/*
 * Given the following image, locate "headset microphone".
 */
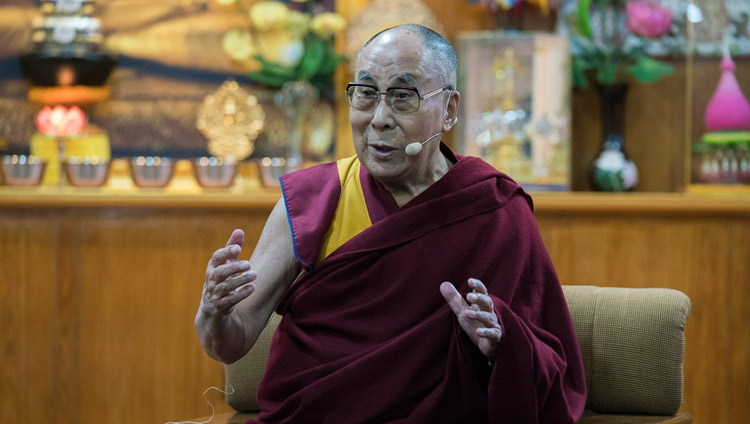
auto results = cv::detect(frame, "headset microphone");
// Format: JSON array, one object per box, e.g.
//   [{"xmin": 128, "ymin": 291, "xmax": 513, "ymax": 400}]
[{"xmin": 404, "ymin": 132, "xmax": 443, "ymax": 156}]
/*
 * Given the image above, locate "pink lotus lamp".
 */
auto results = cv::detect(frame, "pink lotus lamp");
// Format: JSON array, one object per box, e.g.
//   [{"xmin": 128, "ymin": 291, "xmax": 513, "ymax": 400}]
[
  {"xmin": 704, "ymin": 49, "xmax": 750, "ymax": 132},
  {"xmin": 34, "ymin": 105, "xmax": 88, "ymax": 185},
  {"xmin": 35, "ymin": 105, "xmax": 88, "ymax": 136}
]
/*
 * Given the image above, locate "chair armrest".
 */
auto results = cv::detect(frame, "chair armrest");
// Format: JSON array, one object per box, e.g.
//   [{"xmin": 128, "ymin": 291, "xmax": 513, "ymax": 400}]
[{"xmin": 562, "ymin": 285, "xmax": 691, "ymax": 415}]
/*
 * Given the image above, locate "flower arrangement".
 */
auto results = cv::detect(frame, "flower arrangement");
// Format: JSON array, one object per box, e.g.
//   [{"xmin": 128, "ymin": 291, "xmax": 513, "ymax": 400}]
[
  {"xmin": 218, "ymin": 0, "xmax": 346, "ymax": 91},
  {"xmin": 564, "ymin": 0, "xmax": 676, "ymax": 88}
]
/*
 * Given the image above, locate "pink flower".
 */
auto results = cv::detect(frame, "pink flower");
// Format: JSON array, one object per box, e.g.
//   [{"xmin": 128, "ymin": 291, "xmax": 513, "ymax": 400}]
[
  {"xmin": 34, "ymin": 105, "xmax": 88, "ymax": 136},
  {"xmin": 476, "ymin": 0, "xmax": 499, "ymax": 13},
  {"xmin": 626, "ymin": 0, "xmax": 672, "ymax": 39}
]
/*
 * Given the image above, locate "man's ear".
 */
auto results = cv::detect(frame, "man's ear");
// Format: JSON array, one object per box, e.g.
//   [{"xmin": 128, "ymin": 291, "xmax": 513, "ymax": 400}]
[{"xmin": 442, "ymin": 90, "xmax": 460, "ymax": 132}]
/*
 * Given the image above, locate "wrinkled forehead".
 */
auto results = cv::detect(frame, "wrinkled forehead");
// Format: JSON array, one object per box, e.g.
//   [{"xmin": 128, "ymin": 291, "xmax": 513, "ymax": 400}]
[{"xmin": 354, "ymin": 30, "xmax": 435, "ymax": 87}]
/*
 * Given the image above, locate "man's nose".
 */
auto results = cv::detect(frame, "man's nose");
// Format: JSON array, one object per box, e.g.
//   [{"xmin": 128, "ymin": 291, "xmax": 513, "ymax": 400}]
[{"xmin": 370, "ymin": 95, "xmax": 394, "ymax": 128}]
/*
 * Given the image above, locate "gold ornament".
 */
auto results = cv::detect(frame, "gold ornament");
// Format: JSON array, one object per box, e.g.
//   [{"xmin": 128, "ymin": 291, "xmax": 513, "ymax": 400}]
[{"xmin": 196, "ymin": 80, "xmax": 264, "ymax": 160}]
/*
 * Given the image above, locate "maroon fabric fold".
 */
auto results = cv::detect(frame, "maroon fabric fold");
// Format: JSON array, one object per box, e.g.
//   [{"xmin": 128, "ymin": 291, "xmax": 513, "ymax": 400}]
[
  {"xmin": 257, "ymin": 153, "xmax": 586, "ymax": 424},
  {"xmin": 279, "ymin": 161, "xmax": 341, "ymax": 270}
]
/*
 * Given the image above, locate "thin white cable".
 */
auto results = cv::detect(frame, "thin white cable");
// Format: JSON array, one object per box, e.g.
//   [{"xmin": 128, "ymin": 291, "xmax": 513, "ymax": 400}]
[{"xmin": 165, "ymin": 363, "xmax": 237, "ymax": 424}]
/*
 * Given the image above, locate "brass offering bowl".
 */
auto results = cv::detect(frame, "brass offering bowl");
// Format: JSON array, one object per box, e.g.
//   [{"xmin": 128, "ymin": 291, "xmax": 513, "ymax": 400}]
[
  {"xmin": 63, "ymin": 156, "xmax": 110, "ymax": 187},
  {"xmin": 129, "ymin": 156, "xmax": 175, "ymax": 188},
  {"xmin": 193, "ymin": 156, "xmax": 237, "ymax": 189},
  {"xmin": 256, "ymin": 157, "xmax": 299, "ymax": 188},
  {"xmin": 1, "ymin": 155, "xmax": 47, "ymax": 186}
]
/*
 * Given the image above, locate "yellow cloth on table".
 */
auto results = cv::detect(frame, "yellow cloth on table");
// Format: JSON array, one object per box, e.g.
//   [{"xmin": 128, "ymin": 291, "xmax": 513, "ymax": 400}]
[{"xmin": 30, "ymin": 132, "xmax": 111, "ymax": 185}]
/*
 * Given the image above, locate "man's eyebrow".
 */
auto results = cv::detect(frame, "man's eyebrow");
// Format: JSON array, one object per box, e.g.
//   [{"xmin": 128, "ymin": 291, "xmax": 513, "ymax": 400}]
[
  {"xmin": 356, "ymin": 72, "xmax": 375, "ymax": 83},
  {"xmin": 355, "ymin": 72, "xmax": 416, "ymax": 86},
  {"xmin": 391, "ymin": 74, "xmax": 415, "ymax": 86}
]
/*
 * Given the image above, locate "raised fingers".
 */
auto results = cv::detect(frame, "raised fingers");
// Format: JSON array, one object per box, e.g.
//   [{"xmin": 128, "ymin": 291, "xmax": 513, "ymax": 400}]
[
  {"xmin": 466, "ymin": 291, "xmax": 494, "ymax": 312},
  {"xmin": 209, "ymin": 244, "xmax": 241, "ymax": 269},
  {"xmin": 205, "ymin": 280, "xmax": 256, "ymax": 315},
  {"xmin": 440, "ymin": 282, "xmax": 469, "ymax": 316},
  {"xmin": 477, "ymin": 326, "xmax": 503, "ymax": 341},
  {"xmin": 200, "ymin": 230, "xmax": 255, "ymax": 318},
  {"xmin": 206, "ymin": 261, "xmax": 250, "ymax": 283},
  {"xmin": 205, "ymin": 266, "xmax": 256, "ymax": 301},
  {"xmin": 468, "ymin": 278, "xmax": 488, "ymax": 294},
  {"xmin": 466, "ymin": 309, "xmax": 498, "ymax": 327},
  {"xmin": 225, "ymin": 229, "xmax": 245, "ymax": 248},
  {"xmin": 207, "ymin": 230, "xmax": 246, "ymax": 269},
  {"xmin": 441, "ymin": 278, "xmax": 503, "ymax": 358}
]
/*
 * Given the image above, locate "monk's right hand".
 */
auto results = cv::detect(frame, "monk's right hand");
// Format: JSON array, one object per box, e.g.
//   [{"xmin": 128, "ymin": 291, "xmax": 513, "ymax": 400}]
[{"xmin": 200, "ymin": 229, "xmax": 258, "ymax": 317}]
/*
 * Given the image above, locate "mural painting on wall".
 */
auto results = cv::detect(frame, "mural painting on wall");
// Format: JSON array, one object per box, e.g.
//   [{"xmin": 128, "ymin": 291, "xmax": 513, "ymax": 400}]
[{"xmin": 0, "ymin": 0, "xmax": 337, "ymax": 159}]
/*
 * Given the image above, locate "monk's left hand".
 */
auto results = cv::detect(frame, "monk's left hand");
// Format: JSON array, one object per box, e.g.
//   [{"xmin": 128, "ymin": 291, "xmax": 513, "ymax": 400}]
[{"xmin": 440, "ymin": 278, "xmax": 503, "ymax": 360}]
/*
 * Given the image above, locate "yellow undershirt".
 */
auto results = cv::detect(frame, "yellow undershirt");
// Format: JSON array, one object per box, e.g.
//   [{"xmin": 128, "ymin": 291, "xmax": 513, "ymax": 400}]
[{"xmin": 316, "ymin": 156, "xmax": 373, "ymax": 263}]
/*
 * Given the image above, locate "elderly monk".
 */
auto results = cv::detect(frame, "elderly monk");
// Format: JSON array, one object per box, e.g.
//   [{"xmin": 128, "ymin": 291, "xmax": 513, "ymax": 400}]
[{"xmin": 196, "ymin": 24, "xmax": 586, "ymax": 423}]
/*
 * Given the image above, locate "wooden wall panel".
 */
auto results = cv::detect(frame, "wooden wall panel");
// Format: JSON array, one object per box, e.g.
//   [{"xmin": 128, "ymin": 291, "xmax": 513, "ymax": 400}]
[
  {"xmin": 727, "ymin": 222, "xmax": 750, "ymax": 424},
  {"xmin": 73, "ymin": 209, "xmax": 271, "ymax": 424},
  {"xmin": 56, "ymin": 216, "xmax": 81, "ymax": 424},
  {"xmin": 0, "ymin": 213, "xmax": 59, "ymax": 424},
  {"xmin": 0, "ymin": 206, "xmax": 275, "ymax": 424}
]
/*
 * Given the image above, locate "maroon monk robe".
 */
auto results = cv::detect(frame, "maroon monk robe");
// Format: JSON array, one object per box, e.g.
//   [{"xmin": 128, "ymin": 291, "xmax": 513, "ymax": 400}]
[{"xmin": 249, "ymin": 147, "xmax": 586, "ymax": 424}]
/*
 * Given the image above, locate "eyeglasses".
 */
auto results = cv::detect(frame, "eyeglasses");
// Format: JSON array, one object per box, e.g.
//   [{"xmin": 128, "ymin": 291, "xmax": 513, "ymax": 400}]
[{"xmin": 346, "ymin": 83, "xmax": 451, "ymax": 114}]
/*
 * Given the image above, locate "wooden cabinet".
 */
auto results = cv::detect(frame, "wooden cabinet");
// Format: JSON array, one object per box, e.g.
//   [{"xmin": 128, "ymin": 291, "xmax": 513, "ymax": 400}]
[{"xmin": 1, "ymin": 188, "xmax": 749, "ymax": 424}]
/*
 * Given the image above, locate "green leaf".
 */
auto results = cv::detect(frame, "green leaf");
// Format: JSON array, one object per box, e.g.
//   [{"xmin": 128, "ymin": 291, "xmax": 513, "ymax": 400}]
[
  {"xmin": 572, "ymin": 56, "xmax": 597, "ymax": 88},
  {"xmin": 317, "ymin": 53, "xmax": 344, "ymax": 77},
  {"xmin": 253, "ymin": 54, "xmax": 296, "ymax": 79},
  {"xmin": 247, "ymin": 70, "xmax": 289, "ymax": 88},
  {"xmin": 627, "ymin": 57, "xmax": 674, "ymax": 84},
  {"xmin": 577, "ymin": 0, "xmax": 594, "ymax": 39},
  {"xmin": 296, "ymin": 39, "xmax": 326, "ymax": 80},
  {"xmin": 316, "ymin": 41, "xmax": 346, "ymax": 77}
]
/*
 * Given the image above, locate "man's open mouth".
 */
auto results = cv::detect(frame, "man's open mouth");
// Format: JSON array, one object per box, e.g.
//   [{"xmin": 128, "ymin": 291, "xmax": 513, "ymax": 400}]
[{"xmin": 370, "ymin": 144, "xmax": 398, "ymax": 153}]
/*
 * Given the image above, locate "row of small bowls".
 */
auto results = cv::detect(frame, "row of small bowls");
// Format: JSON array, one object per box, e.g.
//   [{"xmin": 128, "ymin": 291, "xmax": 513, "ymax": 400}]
[{"xmin": 0, "ymin": 155, "xmax": 240, "ymax": 188}]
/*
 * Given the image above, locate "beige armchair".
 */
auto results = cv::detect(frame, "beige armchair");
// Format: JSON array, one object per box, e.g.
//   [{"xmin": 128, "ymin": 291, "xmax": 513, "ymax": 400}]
[{"xmin": 191, "ymin": 285, "xmax": 692, "ymax": 424}]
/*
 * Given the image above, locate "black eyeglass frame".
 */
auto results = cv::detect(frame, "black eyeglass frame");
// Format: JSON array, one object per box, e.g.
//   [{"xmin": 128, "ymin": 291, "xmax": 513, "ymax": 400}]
[{"xmin": 345, "ymin": 83, "xmax": 452, "ymax": 114}]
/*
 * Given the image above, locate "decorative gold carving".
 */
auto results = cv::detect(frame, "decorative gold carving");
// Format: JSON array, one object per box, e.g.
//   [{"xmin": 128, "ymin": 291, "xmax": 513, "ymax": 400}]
[{"xmin": 196, "ymin": 80, "xmax": 264, "ymax": 160}]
